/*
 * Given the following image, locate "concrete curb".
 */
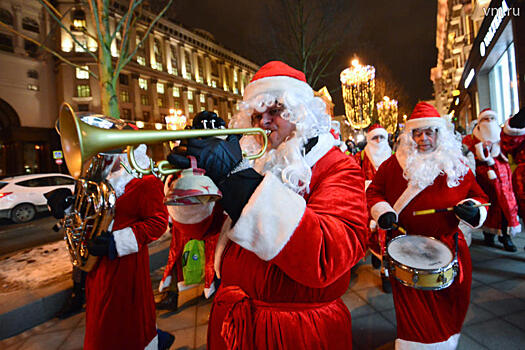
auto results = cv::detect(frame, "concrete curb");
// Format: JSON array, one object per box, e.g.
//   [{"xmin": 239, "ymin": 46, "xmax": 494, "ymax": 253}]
[{"xmin": 0, "ymin": 240, "xmax": 169, "ymax": 340}]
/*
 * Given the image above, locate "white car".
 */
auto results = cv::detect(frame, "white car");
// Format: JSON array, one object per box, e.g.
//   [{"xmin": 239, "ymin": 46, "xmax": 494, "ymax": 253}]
[{"xmin": 0, "ymin": 173, "xmax": 75, "ymax": 223}]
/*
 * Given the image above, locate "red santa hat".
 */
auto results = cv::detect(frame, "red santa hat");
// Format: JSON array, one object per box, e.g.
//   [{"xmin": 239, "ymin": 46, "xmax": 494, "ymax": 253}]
[
  {"xmin": 243, "ymin": 61, "xmax": 314, "ymax": 102},
  {"xmin": 478, "ymin": 108, "xmax": 497, "ymax": 121},
  {"xmin": 366, "ymin": 124, "xmax": 388, "ymax": 142},
  {"xmin": 405, "ymin": 102, "xmax": 445, "ymax": 131}
]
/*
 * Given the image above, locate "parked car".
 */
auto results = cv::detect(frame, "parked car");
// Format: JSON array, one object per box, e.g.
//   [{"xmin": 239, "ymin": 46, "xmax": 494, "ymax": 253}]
[{"xmin": 0, "ymin": 173, "xmax": 75, "ymax": 223}]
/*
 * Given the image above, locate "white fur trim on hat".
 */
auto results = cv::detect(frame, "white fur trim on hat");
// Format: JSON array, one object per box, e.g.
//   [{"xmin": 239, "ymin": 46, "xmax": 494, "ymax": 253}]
[
  {"xmin": 367, "ymin": 127, "xmax": 388, "ymax": 141},
  {"xmin": 478, "ymin": 109, "xmax": 497, "ymax": 121},
  {"xmin": 503, "ymin": 119, "xmax": 525, "ymax": 136},
  {"xmin": 244, "ymin": 76, "xmax": 314, "ymax": 102},
  {"xmin": 406, "ymin": 117, "xmax": 446, "ymax": 131},
  {"xmin": 227, "ymin": 172, "xmax": 306, "ymax": 261}
]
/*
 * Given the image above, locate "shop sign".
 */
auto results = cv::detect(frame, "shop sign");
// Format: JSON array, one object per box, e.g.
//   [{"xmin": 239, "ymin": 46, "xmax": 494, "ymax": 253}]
[{"xmin": 480, "ymin": 0, "xmax": 510, "ymax": 57}]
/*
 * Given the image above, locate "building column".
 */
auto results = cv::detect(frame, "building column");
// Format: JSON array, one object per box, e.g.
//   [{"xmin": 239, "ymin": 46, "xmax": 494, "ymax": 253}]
[
  {"xmin": 195, "ymin": 90, "xmax": 202, "ymax": 112},
  {"xmin": 181, "ymin": 86, "xmax": 189, "ymax": 116},
  {"xmin": 130, "ymin": 74, "xmax": 143, "ymax": 121},
  {"xmin": 167, "ymin": 83, "xmax": 175, "ymax": 110},
  {"xmin": 219, "ymin": 97, "xmax": 228, "ymax": 120},
  {"xmin": 11, "ymin": 4, "xmax": 24, "ymax": 54},
  {"xmin": 180, "ymin": 46, "xmax": 188, "ymax": 79},
  {"xmin": 204, "ymin": 54, "xmax": 211, "ymax": 85},
  {"xmin": 150, "ymin": 78, "xmax": 159, "ymax": 122}
]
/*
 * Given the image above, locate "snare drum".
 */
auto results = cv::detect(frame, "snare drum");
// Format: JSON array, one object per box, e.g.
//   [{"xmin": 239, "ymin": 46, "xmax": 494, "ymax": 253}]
[{"xmin": 386, "ymin": 235, "xmax": 458, "ymax": 291}]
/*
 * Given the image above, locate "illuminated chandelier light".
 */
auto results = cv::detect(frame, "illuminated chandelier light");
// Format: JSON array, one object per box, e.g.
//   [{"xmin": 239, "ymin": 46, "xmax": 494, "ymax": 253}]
[
  {"xmin": 340, "ymin": 60, "xmax": 376, "ymax": 129},
  {"xmin": 376, "ymin": 96, "xmax": 398, "ymax": 134},
  {"xmin": 166, "ymin": 109, "xmax": 187, "ymax": 130}
]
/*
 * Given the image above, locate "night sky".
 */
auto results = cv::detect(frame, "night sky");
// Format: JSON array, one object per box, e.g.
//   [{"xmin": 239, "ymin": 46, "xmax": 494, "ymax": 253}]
[{"xmin": 161, "ymin": 0, "xmax": 437, "ymax": 116}]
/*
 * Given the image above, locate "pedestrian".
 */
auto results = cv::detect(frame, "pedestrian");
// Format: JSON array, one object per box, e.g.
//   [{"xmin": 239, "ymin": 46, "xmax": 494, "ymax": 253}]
[
  {"xmin": 367, "ymin": 102, "xmax": 488, "ymax": 348},
  {"xmin": 462, "ymin": 109, "xmax": 521, "ymax": 251},
  {"xmin": 166, "ymin": 61, "xmax": 369, "ymax": 349},
  {"xmin": 354, "ymin": 124, "xmax": 393, "ymax": 293},
  {"xmin": 500, "ymin": 107, "xmax": 525, "ymax": 244}
]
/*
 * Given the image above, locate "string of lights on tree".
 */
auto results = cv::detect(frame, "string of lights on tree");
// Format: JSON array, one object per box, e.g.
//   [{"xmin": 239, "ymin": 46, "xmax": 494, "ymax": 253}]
[
  {"xmin": 376, "ymin": 96, "xmax": 399, "ymax": 134},
  {"xmin": 340, "ymin": 59, "xmax": 375, "ymax": 130}
]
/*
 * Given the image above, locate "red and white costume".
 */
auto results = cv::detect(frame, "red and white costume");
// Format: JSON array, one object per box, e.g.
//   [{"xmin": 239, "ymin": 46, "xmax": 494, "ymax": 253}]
[
  {"xmin": 84, "ymin": 146, "xmax": 169, "ymax": 350},
  {"xmin": 170, "ymin": 62, "xmax": 369, "ymax": 349},
  {"xmin": 462, "ymin": 109, "xmax": 521, "ymax": 236},
  {"xmin": 500, "ymin": 117, "xmax": 525, "ymax": 221},
  {"xmin": 159, "ymin": 175, "xmax": 219, "ymax": 298},
  {"xmin": 367, "ymin": 103, "xmax": 488, "ymax": 349}
]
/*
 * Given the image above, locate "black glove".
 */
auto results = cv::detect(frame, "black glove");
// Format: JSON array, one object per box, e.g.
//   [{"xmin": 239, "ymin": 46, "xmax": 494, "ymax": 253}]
[
  {"xmin": 167, "ymin": 134, "xmax": 243, "ymax": 184},
  {"xmin": 378, "ymin": 212, "xmax": 397, "ymax": 230},
  {"xmin": 44, "ymin": 188, "xmax": 74, "ymax": 219},
  {"xmin": 219, "ymin": 168, "xmax": 263, "ymax": 224},
  {"xmin": 509, "ymin": 108, "xmax": 525, "ymax": 129},
  {"xmin": 87, "ymin": 231, "xmax": 118, "ymax": 259},
  {"xmin": 192, "ymin": 110, "xmax": 226, "ymax": 130},
  {"xmin": 453, "ymin": 200, "xmax": 480, "ymax": 226}
]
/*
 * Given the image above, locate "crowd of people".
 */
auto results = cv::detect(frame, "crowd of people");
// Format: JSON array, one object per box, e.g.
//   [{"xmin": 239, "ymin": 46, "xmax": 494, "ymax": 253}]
[{"xmin": 46, "ymin": 60, "xmax": 523, "ymax": 349}]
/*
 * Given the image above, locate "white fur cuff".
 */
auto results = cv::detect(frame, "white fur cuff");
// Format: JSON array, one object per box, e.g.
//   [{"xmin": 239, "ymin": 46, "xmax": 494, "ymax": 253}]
[
  {"xmin": 455, "ymin": 198, "xmax": 487, "ymax": 229},
  {"xmin": 228, "ymin": 172, "xmax": 306, "ymax": 261},
  {"xmin": 113, "ymin": 227, "xmax": 139, "ymax": 257},
  {"xmin": 395, "ymin": 333, "xmax": 459, "ymax": 350},
  {"xmin": 503, "ymin": 119, "xmax": 525, "ymax": 136},
  {"xmin": 167, "ymin": 203, "xmax": 215, "ymax": 224},
  {"xmin": 159, "ymin": 275, "xmax": 172, "ymax": 293},
  {"xmin": 370, "ymin": 201, "xmax": 397, "ymax": 222},
  {"xmin": 487, "ymin": 170, "xmax": 497, "ymax": 180}
]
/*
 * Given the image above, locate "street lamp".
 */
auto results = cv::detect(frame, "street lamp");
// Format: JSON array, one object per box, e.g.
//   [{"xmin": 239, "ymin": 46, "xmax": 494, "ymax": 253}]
[
  {"xmin": 340, "ymin": 58, "xmax": 375, "ymax": 129},
  {"xmin": 376, "ymin": 96, "xmax": 398, "ymax": 134}
]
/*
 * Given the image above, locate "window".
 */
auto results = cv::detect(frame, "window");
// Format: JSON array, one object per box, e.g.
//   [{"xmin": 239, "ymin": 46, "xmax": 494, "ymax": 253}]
[
  {"xmin": 234, "ymin": 70, "xmax": 238, "ymax": 82},
  {"xmin": 0, "ymin": 9, "xmax": 13, "ymax": 26},
  {"xmin": 170, "ymin": 46, "xmax": 178, "ymax": 75},
  {"xmin": 153, "ymin": 38, "xmax": 163, "ymax": 71},
  {"xmin": 200, "ymin": 106, "xmax": 205, "ymax": 112},
  {"xmin": 211, "ymin": 80, "xmax": 217, "ymax": 88},
  {"xmin": 224, "ymin": 68, "xmax": 230, "ymax": 91},
  {"xmin": 77, "ymin": 84, "xmax": 91, "ymax": 97},
  {"xmin": 78, "ymin": 104, "xmax": 89, "ymax": 111},
  {"xmin": 197, "ymin": 56, "xmax": 204, "ymax": 83},
  {"xmin": 119, "ymin": 74, "xmax": 129, "ymax": 85},
  {"xmin": 122, "ymin": 108, "xmax": 131, "ymax": 119},
  {"xmin": 24, "ymin": 40, "xmax": 38, "ymax": 57},
  {"xmin": 157, "ymin": 83, "xmax": 165, "ymax": 94},
  {"xmin": 141, "ymin": 94, "xmax": 149, "ymax": 105},
  {"xmin": 53, "ymin": 176, "xmax": 75, "ymax": 185},
  {"xmin": 137, "ymin": 56, "xmax": 146, "ymax": 66},
  {"xmin": 139, "ymin": 78, "xmax": 148, "ymax": 90},
  {"xmin": 76, "ymin": 66, "xmax": 89, "ymax": 79},
  {"xmin": 120, "ymin": 90, "xmax": 130, "ymax": 103},
  {"xmin": 27, "ymin": 70, "xmax": 38, "ymax": 79},
  {"xmin": 188, "ymin": 104, "xmax": 194, "ymax": 113},
  {"xmin": 143, "ymin": 111, "xmax": 150, "ymax": 120},
  {"xmin": 187, "ymin": 91, "xmax": 193, "ymax": 100},
  {"xmin": 22, "ymin": 17, "xmax": 39, "ymax": 33},
  {"xmin": 174, "ymin": 101, "xmax": 181, "ymax": 109},
  {"xmin": 211, "ymin": 60, "xmax": 219, "ymax": 76},
  {"xmin": 27, "ymin": 84, "xmax": 39, "ymax": 91},
  {"xmin": 0, "ymin": 33, "xmax": 13, "ymax": 53},
  {"xmin": 184, "ymin": 51, "xmax": 192, "ymax": 79},
  {"xmin": 75, "ymin": 37, "xmax": 87, "ymax": 52},
  {"xmin": 136, "ymin": 31, "xmax": 146, "ymax": 65},
  {"xmin": 157, "ymin": 97, "xmax": 164, "ymax": 108},
  {"xmin": 173, "ymin": 87, "xmax": 180, "ymax": 97},
  {"xmin": 17, "ymin": 177, "xmax": 53, "ymax": 187},
  {"xmin": 200, "ymin": 94, "xmax": 205, "ymax": 103}
]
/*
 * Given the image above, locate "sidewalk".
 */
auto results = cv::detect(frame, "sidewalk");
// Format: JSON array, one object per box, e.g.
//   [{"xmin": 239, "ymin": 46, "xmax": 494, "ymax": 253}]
[{"xmin": 1, "ymin": 230, "xmax": 525, "ymax": 349}]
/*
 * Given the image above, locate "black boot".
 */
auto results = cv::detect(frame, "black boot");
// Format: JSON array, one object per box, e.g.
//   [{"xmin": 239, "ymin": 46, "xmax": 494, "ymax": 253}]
[
  {"xmin": 498, "ymin": 234, "xmax": 517, "ymax": 252},
  {"xmin": 483, "ymin": 232, "xmax": 496, "ymax": 247},
  {"xmin": 371, "ymin": 255, "xmax": 381, "ymax": 269},
  {"xmin": 156, "ymin": 291, "xmax": 179, "ymax": 311},
  {"xmin": 56, "ymin": 289, "xmax": 84, "ymax": 319},
  {"xmin": 157, "ymin": 329, "xmax": 175, "ymax": 350},
  {"xmin": 381, "ymin": 274, "xmax": 392, "ymax": 294}
]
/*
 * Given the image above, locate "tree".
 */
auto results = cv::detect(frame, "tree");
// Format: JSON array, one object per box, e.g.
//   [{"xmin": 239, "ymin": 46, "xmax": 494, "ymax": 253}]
[{"xmin": 0, "ymin": 0, "xmax": 172, "ymax": 119}]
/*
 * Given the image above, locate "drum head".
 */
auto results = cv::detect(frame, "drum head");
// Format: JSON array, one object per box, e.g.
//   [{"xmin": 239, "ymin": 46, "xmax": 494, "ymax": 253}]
[{"xmin": 387, "ymin": 235, "xmax": 453, "ymax": 270}]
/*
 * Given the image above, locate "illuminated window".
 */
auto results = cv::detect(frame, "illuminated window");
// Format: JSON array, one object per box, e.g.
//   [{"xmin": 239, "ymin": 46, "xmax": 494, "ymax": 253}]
[
  {"xmin": 174, "ymin": 101, "xmax": 180, "ymax": 109},
  {"xmin": 141, "ymin": 94, "xmax": 149, "ymax": 105},
  {"xmin": 76, "ymin": 84, "xmax": 91, "ymax": 97},
  {"xmin": 200, "ymin": 94, "xmax": 205, "ymax": 103},
  {"xmin": 184, "ymin": 51, "xmax": 192, "ymax": 79},
  {"xmin": 137, "ymin": 56, "xmax": 146, "ymax": 66},
  {"xmin": 76, "ymin": 66, "xmax": 89, "ymax": 79},
  {"xmin": 197, "ymin": 56, "xmax": 204, "ymax": 83},
  {"xmin": 157, "ymin": 83, "xmax": 164, "ymax": 94},
  {"xmin": 173, "ymin": 87, "xmax": 180, "ymax": 97},
  {"xmin": 139, "ymin": 78, "xmax": 148, "ymax": 90},
  {"xmin": 153, "ymin": 38, "xmax": 163, "ymax": 71},
  {"xmin": 211, "ymin": 80, "xmax": 217, "ymax": 88},
  {"xmin": 75, "ymin": 37, "xmax": 87, "ymax": 52},
  {"xmin": 187, "ymin": 91, "xmax": 193, "ymax": 100},
  {"xmin": 120, "ymin": 90, "xmax": 130, "ymax": 103},
  {"xmin": 27, "ymin": 84, "xmax": 39, "ymax": 91},
  {"xmin": 170, "ymin": 46, "xmax": 178, "ymax": 75},
  {"xmin": 200, "ymin": 106, "xmax": 205, "ymax": 112},
  {"xmin": 234, "ymin": 70, "xmax": 238, "ymax": 82},
  {"xmin": 188, "ymin": 104, "xmax": 194, "ymax": 113},
  {"xmin": 157, "ymin": 97, "xmax": 164, "ymax": 108}
]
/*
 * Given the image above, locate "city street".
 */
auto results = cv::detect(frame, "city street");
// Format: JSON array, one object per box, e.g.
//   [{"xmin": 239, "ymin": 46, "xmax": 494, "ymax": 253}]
[{"xmin": 0, "ymin": 215, "xmax": 61, "ymax": 256}]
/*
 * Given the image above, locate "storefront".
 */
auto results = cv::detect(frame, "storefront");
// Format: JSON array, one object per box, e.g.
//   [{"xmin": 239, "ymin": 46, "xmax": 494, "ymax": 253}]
[{"xmin": 452, "ymin": 0, "xmax": 524, "ymax": 130}]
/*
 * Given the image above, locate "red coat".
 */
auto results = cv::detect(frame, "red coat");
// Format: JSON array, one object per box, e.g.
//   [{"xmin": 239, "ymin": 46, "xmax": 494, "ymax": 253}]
[
  {"xmin": 501, "ymin": 120, "xmax": 525, "ymax": 220},
  {"xmin": 172, "ymin": 143, "xmax": 369, "ymax": 349},
  {"xmin": 354, "ymin": 150, "xmax": 377, "ymax": 181},
  {"xmin": 463, "ymin": 134, "xmax": 520, "ymax": 234},
  {"xmin": 84, "ymin": 176, "xmax": 169, "ymax": 350},
  {"xmin": 367, "ymin": 155, "xmax": 488, "ymax": 345}
]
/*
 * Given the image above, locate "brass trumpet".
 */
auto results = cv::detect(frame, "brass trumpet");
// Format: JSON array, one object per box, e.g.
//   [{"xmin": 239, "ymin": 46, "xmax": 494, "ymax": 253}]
[{"xmin": 58, "ymin": 103, "xmax": 268, "ymax": 179}]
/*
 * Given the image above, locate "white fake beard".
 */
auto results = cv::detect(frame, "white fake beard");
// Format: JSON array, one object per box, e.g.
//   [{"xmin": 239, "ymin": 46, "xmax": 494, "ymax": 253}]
[
  {"xmin": 365, "ymin": 140, "xmax": 391, "ymax": 169},
  {"xmin": 476, "ymin": 120, "xmax": 501, "ymax": 143},
  {"xmin": 106, "ymin": 145, "xmax": 149, "ymax": 198}
]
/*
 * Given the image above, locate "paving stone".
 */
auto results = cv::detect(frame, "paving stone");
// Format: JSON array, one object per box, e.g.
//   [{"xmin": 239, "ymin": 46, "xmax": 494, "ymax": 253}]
[
  {"xmin": 502, "ymin": 310, "xmax": 525, "ymax": 332},
  {"xmin": 457, "ymin": 333, "xmax": 488, "ymax": 350},
  {"xmin": 352, "ymin": 312, "xmax": 396, "ymax": 350},
  {"xmin": 354, "ymin": 286, "xmax": 395, "ymax": 312},
  {"xmin": 471, "ymin": 285, "xmax": 525, "ymax": 317},
  {"xmin": 463, "ymin": 319, "xmax": 525, "ymax": 350},
  {"xmin": 488, "ymin": 276, "xmax": 525, "ymax": 299},
  {"xmin": 463, "ymin": 303, "xmax": 496, "ymax": 326},
  {"xmin": 341, "ymin": 290, "xmax": 376, "ymax": 319}
]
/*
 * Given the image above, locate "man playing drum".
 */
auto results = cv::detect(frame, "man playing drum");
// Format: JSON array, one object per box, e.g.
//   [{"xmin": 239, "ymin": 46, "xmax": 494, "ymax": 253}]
[{"xmin": 367, "ymin": 102, "xmax": 489, "ymax": 349}]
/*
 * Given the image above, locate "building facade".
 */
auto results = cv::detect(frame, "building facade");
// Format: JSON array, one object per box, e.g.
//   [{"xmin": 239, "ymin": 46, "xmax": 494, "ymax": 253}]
[{"xmin": 0, "ymin": 0, "xmax": 259, "ymax": 177}]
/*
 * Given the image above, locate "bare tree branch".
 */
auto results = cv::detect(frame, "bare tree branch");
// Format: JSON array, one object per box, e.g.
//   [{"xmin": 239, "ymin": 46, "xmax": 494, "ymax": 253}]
[
  {"xmin": 0, "ymin": 21, "xmax": 98, "ymax": 80},
  {"xmin": 113, "ymin": 0, "xmax": 144, "ymax": 80}
]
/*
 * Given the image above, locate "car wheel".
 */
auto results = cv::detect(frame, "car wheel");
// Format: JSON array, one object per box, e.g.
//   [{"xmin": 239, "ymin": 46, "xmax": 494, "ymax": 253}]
[{"xmin": 11, "ymin": 203, "xmax": 37, "ymax": 223}]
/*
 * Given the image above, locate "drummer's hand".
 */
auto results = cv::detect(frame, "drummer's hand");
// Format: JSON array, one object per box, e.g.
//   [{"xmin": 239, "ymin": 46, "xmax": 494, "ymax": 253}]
[
  {"xmin": 167, "ymin": 135, "xmax": 243, "ymax": 184},
  {"xmin": 453, "ymin": 200, "xmax": 480, "ymax": 226},
  {"xmin": 378, "ymin": 212, "xmax": 397, "ymax": 230}
]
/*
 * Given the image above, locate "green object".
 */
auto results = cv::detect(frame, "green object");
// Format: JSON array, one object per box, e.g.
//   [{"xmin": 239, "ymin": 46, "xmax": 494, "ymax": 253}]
[{"xmin": 182, "ymin": 239, "xmax": 205, "ymax": 285}]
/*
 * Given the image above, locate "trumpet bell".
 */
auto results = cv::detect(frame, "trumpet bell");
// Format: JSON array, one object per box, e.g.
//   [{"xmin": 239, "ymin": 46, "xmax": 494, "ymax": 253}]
[{"xmin": 164, "ymin": 167, "xmax": 222, "ymax": 205}]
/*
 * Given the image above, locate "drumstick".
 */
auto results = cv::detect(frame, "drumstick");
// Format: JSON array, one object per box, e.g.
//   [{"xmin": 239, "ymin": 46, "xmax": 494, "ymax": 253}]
[
  {"xmin": 392, "ymin": 223, "xmax": 407, "ymax": 235},
  {"xmin": 412, "ymin": 203, "xmax": 491, "ymax": 216}
]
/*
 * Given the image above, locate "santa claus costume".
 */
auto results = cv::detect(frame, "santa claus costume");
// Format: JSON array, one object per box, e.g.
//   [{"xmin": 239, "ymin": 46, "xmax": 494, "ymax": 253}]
[
  {"xmin": 462, "ymin": 109, "xmax": 521, "ymax": 251},
  {"xmin": 367, "ymin": 102, "xmax": 488, "ymax": 349},
  {"xmin": 83, "ymin": 145, "xmax": 170, "ymax": 350},
  {"xmin": 167, "ymin": 61, "xmax": 369, "ymax": 349},
  {"xmin": 500, "ymin": 108, "xmax": 525, "ymax": 228}
]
